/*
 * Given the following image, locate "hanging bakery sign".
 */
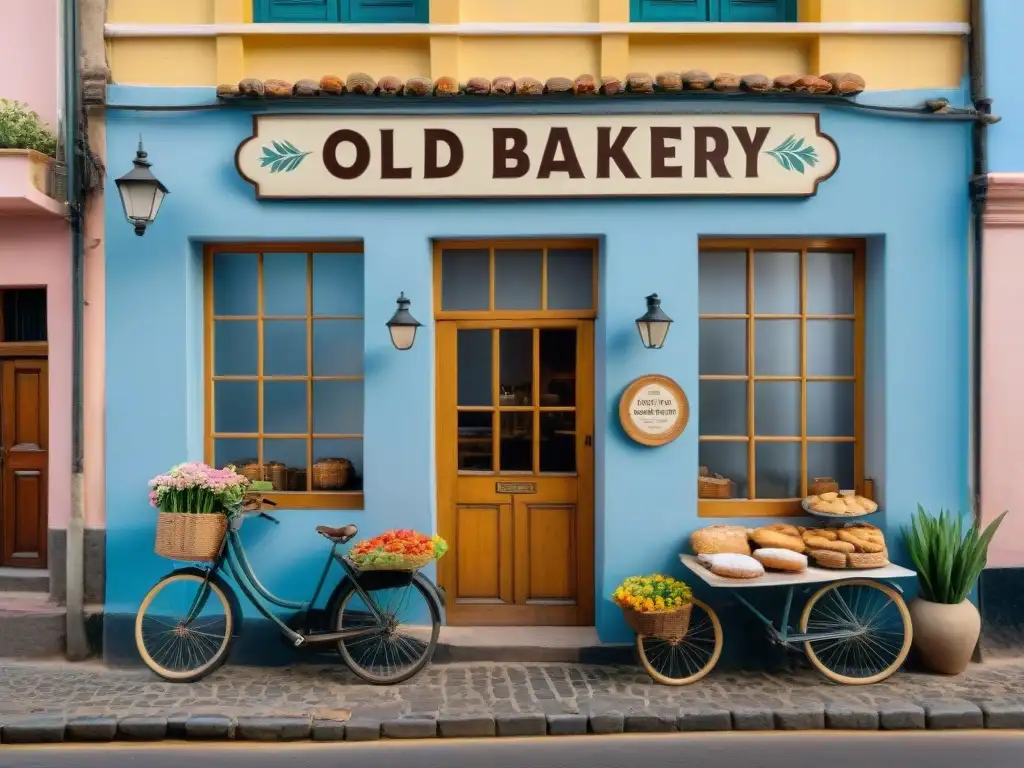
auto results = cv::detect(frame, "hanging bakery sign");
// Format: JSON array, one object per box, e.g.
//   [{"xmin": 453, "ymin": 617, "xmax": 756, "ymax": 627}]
[
  {"xmin": 619, "ymin": 375, "xmax": 689, "ymax": 447},
  {"xmin": 235, "ymin": 113, "xmax": 838, "ymax": 199}
]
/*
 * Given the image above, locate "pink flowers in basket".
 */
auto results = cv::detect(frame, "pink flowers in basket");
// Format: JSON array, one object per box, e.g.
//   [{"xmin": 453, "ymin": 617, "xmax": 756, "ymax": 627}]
[{"xmin": 148, "ymin": 462, "xmax": 250, "ymax": 515}]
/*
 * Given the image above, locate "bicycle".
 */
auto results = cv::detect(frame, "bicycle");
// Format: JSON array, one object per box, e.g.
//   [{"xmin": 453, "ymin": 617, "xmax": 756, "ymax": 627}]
[
  {"xmin": 632, "ymin": 554, "xmax": 914, "ymax": 687},
  {"xmin": 134, "ymin": 497, "xmax": 445, "ymax": 685}
]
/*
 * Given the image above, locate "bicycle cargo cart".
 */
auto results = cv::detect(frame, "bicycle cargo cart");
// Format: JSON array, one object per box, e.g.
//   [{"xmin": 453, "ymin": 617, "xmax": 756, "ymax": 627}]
[{"xmin": 630, "ymin": 554, "xmax": 915, "ymax": 687}]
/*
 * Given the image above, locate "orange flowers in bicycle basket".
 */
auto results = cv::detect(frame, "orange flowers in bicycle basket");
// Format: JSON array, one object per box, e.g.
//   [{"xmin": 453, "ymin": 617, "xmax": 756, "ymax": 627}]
[{"xmin": 349, "ymin": 529, "xmax": 449, "ymax": 571}]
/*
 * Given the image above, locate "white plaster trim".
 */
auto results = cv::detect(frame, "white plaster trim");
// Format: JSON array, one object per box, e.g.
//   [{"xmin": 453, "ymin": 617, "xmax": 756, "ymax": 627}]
[
  {"xmin": 104, "ymin": 21, "xmax": 970, "ymax": 39},
  {"xmin": 984, "ymin": 174, "xmax": 1024, "ymax": 228}
]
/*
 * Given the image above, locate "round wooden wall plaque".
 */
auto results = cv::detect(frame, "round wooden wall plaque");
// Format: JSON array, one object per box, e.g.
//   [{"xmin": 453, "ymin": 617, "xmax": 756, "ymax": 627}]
[{"xmin": 618, "ymin": 375, "xmax": 690, "ymax": 447}]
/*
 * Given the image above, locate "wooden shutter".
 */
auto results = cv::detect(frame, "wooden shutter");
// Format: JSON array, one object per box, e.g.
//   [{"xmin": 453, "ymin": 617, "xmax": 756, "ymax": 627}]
[
  {"xmin": 254, "ymin": 0, "xmax": 341, "ymax": 22},
  {"xmin": 343, "ymin": 0, "xmax": 429, "ymax": 23},
  {"xmin": 717, "ymin": 0, "xmax": 794, "ymax": 22},
  {"xmin": 631, "ymin": 0, "xmax": 709, "ymax": 22}
]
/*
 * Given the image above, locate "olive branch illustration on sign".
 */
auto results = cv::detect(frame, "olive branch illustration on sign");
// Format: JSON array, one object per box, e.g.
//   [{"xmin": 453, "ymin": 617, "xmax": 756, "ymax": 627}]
[
  {"xmin": 764, "ymin": 135, "xmax": 819, "ymax": 174},
  {"xmin": 259, "ymin": 141, "xmax": 310, "ymax": 173}
]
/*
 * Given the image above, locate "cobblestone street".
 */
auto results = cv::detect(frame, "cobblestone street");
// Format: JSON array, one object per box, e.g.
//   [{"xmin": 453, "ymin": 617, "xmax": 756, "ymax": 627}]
[{"xmin": 3, "ymin": 658, "xmax": 1024, "ymax": 722}]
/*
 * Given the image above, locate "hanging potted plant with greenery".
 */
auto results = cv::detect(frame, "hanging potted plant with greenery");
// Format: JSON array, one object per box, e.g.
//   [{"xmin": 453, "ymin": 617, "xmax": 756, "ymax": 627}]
[
  {"xmin": 904, "ymin": 505, "xmax": 1007, "ymax": 674},
  {"xmin": 0, "ymin": 99, "xmax": 57, "ymax": 157}
]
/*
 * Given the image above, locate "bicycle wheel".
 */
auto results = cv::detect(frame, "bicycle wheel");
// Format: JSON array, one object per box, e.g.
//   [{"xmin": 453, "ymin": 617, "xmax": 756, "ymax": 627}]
[
  {"xmin": 135, "ymin": 569, "xmax": 239, "ymax": 682},
  {"xmin": 332, "ymin": 577, "xmax": 441, "ymax": 685},
  {"xmin": 800, "ymin": 579, "xmax": 912, "ymax": 685},
  {"xmin": 636, "ymin": 598, "xmax": 723, "ymax": 686}
]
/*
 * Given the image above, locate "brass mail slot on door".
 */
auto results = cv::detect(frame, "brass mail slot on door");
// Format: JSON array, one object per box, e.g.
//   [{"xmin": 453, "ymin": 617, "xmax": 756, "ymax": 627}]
[{"xmin": 496, "ymin": 482, "xmax": 537, "ymax": 494}]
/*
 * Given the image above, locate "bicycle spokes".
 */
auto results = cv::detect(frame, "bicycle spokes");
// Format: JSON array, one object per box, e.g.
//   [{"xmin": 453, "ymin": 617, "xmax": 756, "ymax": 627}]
[
  {"xmin": 337, "ymin": 581, "xmax": 437, "ymax": 684},
  {"xmin": 803, "ymin": 582, "xmax": 910, "ymax": 682},
  {"xmin": 636, "ymin": 599, "xmax": 723, "ymax": 686},
  {"xmin": 136, "ymin": 574, "xmax": 233, "ymax": 681}
]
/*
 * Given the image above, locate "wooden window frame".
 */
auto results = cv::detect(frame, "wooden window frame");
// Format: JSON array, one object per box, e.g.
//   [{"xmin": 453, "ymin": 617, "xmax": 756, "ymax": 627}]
[
  {"xmin": 253, "ymin": 0, "xmax": 429, "ymax": 24},
  {"xmin": 697, "ymin": 238, "xmax": 866, "ymax": 519},
  {"xmin": 432, "ymin": 239, "xmax": 599, "ymax": 322},
  {"xmin": 204, "ymin": 242, "xmax": 365, "ymax": 510},
  {"xmin": 0, "ymin": 286, "xmax": 47, "ymax": 354},
  {"xmin": 630, "ymin": 0, "xmax": 798, "ymax": 23}
]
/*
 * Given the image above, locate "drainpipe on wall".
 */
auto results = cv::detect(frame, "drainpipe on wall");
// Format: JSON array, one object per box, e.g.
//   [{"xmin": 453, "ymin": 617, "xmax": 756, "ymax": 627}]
[
  {"xmin": 968, "ymin": 0, "xmax": 991, "ymax": 663},
  {"xmin": 63, "ymin": 0, "xmax": 88, "ymax": 661},
  {"xmin": 968, "ymin": 0, "xmax": 990, "ymax": 526}
]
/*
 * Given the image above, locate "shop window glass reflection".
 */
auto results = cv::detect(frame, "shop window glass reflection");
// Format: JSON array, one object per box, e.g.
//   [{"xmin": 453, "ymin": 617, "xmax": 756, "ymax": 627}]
[
  {"xmin": 697, "ymin": 245, "xmax": 863, "ymax": 514},
  {"xmin": 208, "ymin": 248, "xmax": 365, "ymax": 503}
]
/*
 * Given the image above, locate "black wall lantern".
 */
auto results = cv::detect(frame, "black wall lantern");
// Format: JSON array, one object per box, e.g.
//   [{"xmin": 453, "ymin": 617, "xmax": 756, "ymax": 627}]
[
  {"xmin": 636, "ymin": 293, "xmax": 673, "ymax": 349},
  {"xmin": 386, "ymin": 292, "xmax": 422, "ymax": 351},
  {"xmin": 115, "ymin": 138, "xmax": 168, "ymax": 236}
]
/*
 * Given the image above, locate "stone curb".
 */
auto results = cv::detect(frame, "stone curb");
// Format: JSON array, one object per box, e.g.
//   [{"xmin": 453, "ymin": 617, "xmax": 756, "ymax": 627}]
[{"xmin": 2, "ymin": 702, "xmax": 1023, "ymax": 743}]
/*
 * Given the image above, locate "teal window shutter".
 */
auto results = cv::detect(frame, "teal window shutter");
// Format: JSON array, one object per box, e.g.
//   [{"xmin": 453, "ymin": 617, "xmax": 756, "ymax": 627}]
[
  {"xmin": 717, "ymin": 0, "xmax": 796, "ymax": 22},
  {"xmin": 254, "ymin": 0, "xmax": 341, "ymax": 22},
  {"xmin": 631, "ymin": 0, "xmax": 710, "ymax": 22},
  {"xmin": 343, "ymin": 0, "xmax": 429, "ymax": 22}
]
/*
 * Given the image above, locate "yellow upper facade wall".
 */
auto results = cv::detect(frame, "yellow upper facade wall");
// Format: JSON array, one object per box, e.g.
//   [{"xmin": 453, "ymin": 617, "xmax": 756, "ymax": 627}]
[
  {"xmin": 107, "ymin": 0, "xmax": 969, "ymax": 25},
  {"xmin": 105, "ymin": 0, "xmax": 969, "ymax": 90}
]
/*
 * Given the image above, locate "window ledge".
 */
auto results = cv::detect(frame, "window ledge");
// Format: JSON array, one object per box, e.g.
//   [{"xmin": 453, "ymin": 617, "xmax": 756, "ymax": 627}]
[
  {"xmin": 261, "ymin": 492, "xmax": 364, "ymax": 511},
  {"xmin": 104, "ymin": 21, "xmax": 970, "ymax": 39}
]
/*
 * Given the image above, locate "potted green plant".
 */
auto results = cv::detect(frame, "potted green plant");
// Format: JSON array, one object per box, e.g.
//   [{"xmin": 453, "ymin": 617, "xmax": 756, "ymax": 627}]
[
  {"xmin": 904, "ymin": 505, "xmax": 1007, "ymax": 674},
  {"xmin": 0, "ymin": 100, "xmax": 58, "ymax": 157}
]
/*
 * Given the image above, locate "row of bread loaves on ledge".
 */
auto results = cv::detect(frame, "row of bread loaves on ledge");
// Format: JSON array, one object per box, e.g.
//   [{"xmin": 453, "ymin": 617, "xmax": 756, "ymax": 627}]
[{"xmin": 216, "ymin": 72, "xmax": 866, "ymax": 99}]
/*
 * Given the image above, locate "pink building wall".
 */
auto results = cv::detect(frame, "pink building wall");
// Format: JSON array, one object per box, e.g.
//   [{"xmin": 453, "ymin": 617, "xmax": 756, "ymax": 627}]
[
  {"xmin": 0, "ymin": 220, "xmax": 72, "ymax": 530},
  {"xmin": 980, "ymin": 173, "xmax": 1024, "ymax": 568},
  {"xmin": 0, "ymin": 0, "xmax": 74, "ymax": 534},
  {"xmin": 0, "ymin": 0, "xmax": 60, "ymax": 128}
]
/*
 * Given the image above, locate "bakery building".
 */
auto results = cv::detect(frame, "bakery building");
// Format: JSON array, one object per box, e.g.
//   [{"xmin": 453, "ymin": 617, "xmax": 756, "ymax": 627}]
[{"xmin": 98, "ymin": 64, "xmax": 973, "ymax": 665}]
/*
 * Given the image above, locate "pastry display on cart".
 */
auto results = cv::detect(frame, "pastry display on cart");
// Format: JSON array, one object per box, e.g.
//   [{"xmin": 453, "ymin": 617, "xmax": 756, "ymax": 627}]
[
  {"xmin": 622, "ymin": 512, "xmax": 914, "ymax": 687},
  {"xmin": 696, "ymin": 552, "xmax": 765, "ymax": 579}
]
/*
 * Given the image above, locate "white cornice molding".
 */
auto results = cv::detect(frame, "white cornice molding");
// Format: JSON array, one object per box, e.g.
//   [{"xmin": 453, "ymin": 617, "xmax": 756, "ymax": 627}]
[
  {"xmin": 985, "ymin": 174, "xmax": 1024, "ymax": 228},
  {"xmin": 104, "ymin": 21, "xmax": 971, "ymax": 39}
]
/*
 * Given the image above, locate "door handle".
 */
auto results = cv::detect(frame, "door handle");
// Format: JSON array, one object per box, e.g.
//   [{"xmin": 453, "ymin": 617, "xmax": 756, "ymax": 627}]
[{"xmin": 584, "ymin": 434, "xmax": 592, "ymax": 447}]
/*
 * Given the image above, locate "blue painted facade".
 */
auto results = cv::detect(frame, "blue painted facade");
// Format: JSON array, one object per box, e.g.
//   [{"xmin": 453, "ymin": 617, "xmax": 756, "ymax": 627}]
[
  {"xmin": 104, "ymin": 85, "xmax": 972, "ymax": 663},
  {"xmin": 985, "ymin": 0, "xmax": 1024, "ymax": 171}
]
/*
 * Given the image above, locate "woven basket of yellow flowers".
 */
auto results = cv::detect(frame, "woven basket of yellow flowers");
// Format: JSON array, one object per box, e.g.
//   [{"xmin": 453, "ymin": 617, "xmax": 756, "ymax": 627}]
[{"xmin": 613, "ymin": 574, "xmax": 693, "ymax": 640}]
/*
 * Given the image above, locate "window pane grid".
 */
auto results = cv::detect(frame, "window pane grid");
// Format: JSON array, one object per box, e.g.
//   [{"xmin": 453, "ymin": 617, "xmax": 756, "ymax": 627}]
[
  {"xmin": 209, "ymin": 249, "xmax": 364, "ymax": 496},
  {"xmin": 456, "ymin": 324, "xmax": 578, "ymax": 476},
  {"xmin": 698, "ymin": 246, "xmax": 861, "ymax": 505},
  {"xmin": 437, "ymin": 241, "xmax": 597, "ymax": 317}
]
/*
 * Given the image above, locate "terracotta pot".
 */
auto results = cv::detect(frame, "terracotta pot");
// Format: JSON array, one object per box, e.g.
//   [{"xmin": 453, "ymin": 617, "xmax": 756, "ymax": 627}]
[{"xmin": 909, "ymin": 597, "xmax": 980, "ymax": 675}]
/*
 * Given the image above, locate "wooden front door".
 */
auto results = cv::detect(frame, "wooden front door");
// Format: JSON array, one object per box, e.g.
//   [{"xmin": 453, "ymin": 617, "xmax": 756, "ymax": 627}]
[
  {"xmin": 0, "ymin": 359, "xmax": 48, "ymax": 567},
  {"xmin": 436, "ymin": 320, "xmax": 594, "ymax": 625}
]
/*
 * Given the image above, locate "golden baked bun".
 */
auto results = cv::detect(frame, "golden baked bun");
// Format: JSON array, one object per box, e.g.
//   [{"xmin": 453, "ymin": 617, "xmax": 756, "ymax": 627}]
[
  {"xmin": 751, "ymin": 526, "xmax": 806, "ymax": 553},
  {"xmin": 752, "ymin": 548, "xmax": 808, "ymax": 572},
  {"xmin": 690, "ymin": 525, "xmax": 751, "ymax": 556}
]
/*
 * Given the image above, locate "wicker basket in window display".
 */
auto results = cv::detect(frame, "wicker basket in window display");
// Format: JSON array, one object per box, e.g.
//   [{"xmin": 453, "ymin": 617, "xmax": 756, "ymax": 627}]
[
  {"xmin": 808, "ymin": 476, "xmax": 840, "ymax": 496},
  {"xmin": 286, "ymin": 468, "xmax": 308, "ymax": 492},
  {"xmin": 698, "ymin": 466, "xmax": 732, "ymax": 499},
  {"xmin": 239, "ymin": 460, "xmax": 264, "ymax": 483},
  {"xmin": 312, "ymin": 458, "xmax": 352, "ymax": 490},
  {"xmin": 264, "ymin": 461, "xmax": 287, "ymax": 491}
]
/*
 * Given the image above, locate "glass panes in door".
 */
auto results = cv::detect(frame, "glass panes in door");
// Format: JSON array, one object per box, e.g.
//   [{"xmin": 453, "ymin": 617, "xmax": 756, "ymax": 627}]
[
  {"xmin": 439, "ymin": 245, "xmax": 596, "ymax": 314},
  {"xmin": 456, "ymin": 327, "xmax": 577, "ymax": 475}
]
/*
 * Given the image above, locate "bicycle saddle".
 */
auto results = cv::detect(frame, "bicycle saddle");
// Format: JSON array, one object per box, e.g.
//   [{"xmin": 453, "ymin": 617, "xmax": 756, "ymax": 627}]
[{"xmin": 316, "ymin": 523, "xmax": 359, "ymax": 543}]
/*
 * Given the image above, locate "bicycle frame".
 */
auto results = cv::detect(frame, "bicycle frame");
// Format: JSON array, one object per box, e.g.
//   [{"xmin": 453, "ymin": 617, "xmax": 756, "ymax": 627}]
[
  {"xmin": 183, "ymin": 513, "xmax": 392, "ymax": 648},
  {"xmin": 729, "ymin": 581, "xmax": 903, "ymax": 647}
]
